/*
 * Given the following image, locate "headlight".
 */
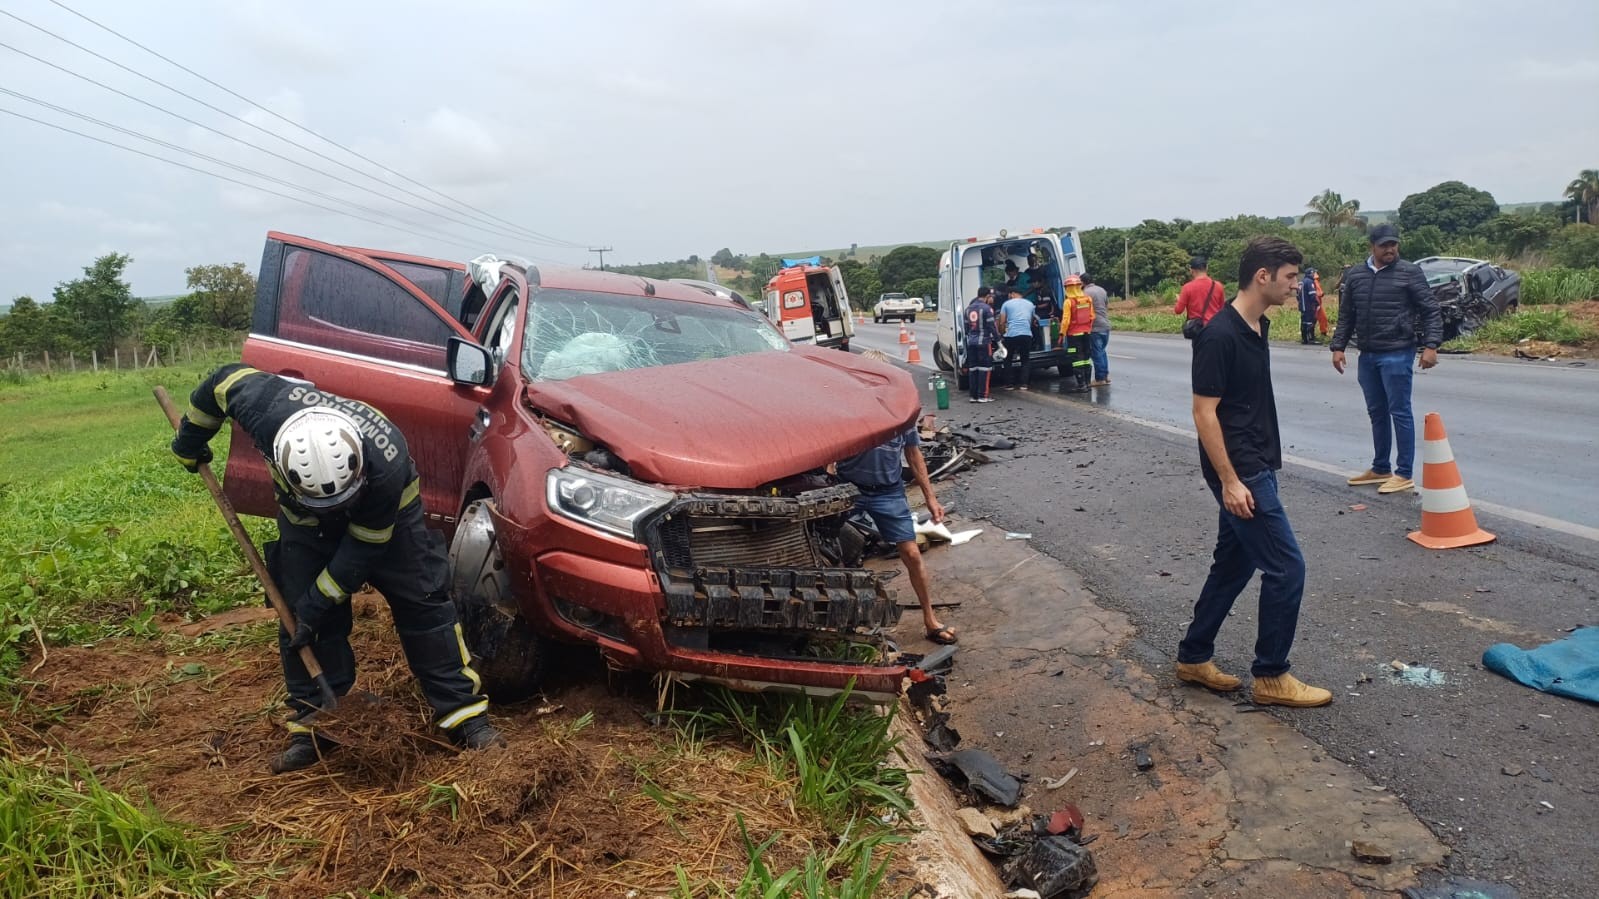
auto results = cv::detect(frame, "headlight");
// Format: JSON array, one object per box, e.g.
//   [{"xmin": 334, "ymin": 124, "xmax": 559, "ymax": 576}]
[{"xmin": 546, "ymin": 468, "xmax": 673, "ymax": 540}]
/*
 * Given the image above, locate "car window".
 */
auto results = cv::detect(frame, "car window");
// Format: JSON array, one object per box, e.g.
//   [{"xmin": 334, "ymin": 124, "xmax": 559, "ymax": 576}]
[
  {"xmin": 381, "ymin": 260, "xmax": 454, "ymax": 307},
  {"xmin": 276, "ymin": 247, "xmax": 452, "ymax": 369},
  {"xmin": 522, "ymin": 289, "xmax": 789, "ymax": 382}
]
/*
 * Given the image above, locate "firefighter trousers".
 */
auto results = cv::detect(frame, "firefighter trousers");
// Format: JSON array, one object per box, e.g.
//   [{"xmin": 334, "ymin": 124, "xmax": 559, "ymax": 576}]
[{"xmin": 268, "ymin": 502, "xmax": 488, "ymax": 734}]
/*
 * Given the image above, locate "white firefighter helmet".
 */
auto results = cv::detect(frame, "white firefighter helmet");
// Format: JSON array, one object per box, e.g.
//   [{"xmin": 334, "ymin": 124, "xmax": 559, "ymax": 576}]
[{"xmin": 273, "ymin": 406, "xmax": 365, "ymax": 511}]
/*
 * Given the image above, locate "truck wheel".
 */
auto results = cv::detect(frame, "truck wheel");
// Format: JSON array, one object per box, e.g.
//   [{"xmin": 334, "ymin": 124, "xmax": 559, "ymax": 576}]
[
  {"xmin": 933, "ymin": 340, "xmax": 955, "ymax": 372},
  {"xmin": 449, "ymin": 500, "xmax": 548, "ymax": 701}
]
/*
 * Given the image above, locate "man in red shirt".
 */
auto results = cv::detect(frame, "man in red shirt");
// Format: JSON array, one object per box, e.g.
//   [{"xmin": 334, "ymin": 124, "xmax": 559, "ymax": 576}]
[{"xmin": 1174, "ymin": 256, "xmax": 1226, "ymax": 324}]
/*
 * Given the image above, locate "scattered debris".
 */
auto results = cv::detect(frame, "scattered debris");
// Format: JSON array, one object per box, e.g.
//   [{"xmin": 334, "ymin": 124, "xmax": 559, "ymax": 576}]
[
  {"xmin": 1387, "ymin": 661, "xmax": 1446, "ymax": 686},
  {"xmin": 1046, "ymin": 805, "xmax": 1084, "ymax": 837},
  {"xmin": 1350, "ymin": 503, "xmax": 1368, "ymax": 512},
  {"xmin": 1004, "ymin": 532, "xmax": 1034, "ymax": 540},
  {"xmin": 1003, "ymin": 836, "xmax": 1099, "ymax": 899},
  {"xmin": 989, "ymin": 805, "xmax": 1034, "ymax": 828},
  {"xmin": 1402, "ymin": 877, "xmax": 1521, "ymax": 899},
  {"xmin": 929, "ymin": 748, "xmax": 1024, "ymax": 807},
  {"xmin": 924, "ymin": 720, "xmax": 962, "ymax": 753},
  {"xmin": 1513, "ymin": 338, "xmax": 1567, "ymax": 361},
  {"xmin": 957, "ymin": 807, "xmax": 998, "ymax": 839},
  {"xmin": 1501, "ymin": 764, "xmax": 1524, "ymax": 777},
  {"xmin": 1004, "ymin": 890, "xmax": 1043, "ymax": 899},
  {"xmin": 1134, "ymin": 750, "xmax": 1154, "ymax": 772},
  {"xmin": 1040, "ymin": 768, "xmax": 1078, "ymax": 791},
  {"xmin": 1351, "ymin": 840, "xmax": 1394, "ymax": 865},
  {"xmin": 1538, "ymin": 800, "xmax": 1554, "ymax": 810}
]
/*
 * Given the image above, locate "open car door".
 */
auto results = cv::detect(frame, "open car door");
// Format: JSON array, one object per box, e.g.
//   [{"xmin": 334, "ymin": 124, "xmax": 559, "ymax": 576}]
[{"xmin": 228, "ymin": 232, "xmax": 488, "ymax": 530}]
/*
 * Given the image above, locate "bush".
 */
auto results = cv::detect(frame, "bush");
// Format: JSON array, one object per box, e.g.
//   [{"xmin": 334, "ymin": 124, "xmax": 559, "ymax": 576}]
[
  {"xmin": 1549, "ymin": 224, "xmax": 1599, "ymax": 269},
  {"xmin": 1520, "ymin": 268, "xmax": 1599, "ymax": 305},
  {"xmin": 1475, "ymin": 308, "xmax": 1594, "ymax": 345}
]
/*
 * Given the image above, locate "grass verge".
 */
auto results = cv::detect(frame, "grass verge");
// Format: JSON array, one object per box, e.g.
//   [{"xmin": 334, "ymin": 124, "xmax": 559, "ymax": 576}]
[
  {"xmin": 0, "ymin": 354, "xmax": 271, "ymax": 679},
  {"xmin": 0, "ymin": 749, "xmax": 245, "ymax": 897}
]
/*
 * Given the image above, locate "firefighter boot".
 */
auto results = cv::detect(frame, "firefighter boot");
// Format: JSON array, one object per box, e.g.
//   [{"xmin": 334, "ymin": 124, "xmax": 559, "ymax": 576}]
[
  {"xmin": 452, "ymin": 715, "xmax": 507, "ymax": 750},
  {"xmin": 269, "ymin": 732, "xmax": 338, "ymax": 774}
]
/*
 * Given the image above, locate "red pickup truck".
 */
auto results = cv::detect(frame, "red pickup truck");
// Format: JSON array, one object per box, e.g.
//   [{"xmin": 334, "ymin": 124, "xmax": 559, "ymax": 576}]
[{"xmin": 224, "ymin": 232, "xmax": 922, "ymax": 701}]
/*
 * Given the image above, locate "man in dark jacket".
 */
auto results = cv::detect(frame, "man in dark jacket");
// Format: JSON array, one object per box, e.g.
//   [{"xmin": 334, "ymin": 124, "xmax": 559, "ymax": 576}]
[
  {"xmin": 171, "ymin": 364, "xmax": 503, "ymax": 772},
  {"xmin": 1329, "ymin": 224, "xmax": 1442, "ymax": 495},
  {"xmin": 963, "ymin": 287, "xmax": 999, "ymax": 402}
]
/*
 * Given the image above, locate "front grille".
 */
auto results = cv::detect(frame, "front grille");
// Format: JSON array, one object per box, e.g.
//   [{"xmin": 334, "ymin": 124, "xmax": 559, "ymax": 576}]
[
  {"xmin": 689, "ymin": 517, "xmax": 817, "ymax": 568},
  {"xmin": 653, "ymin": 485, "xmax": 857, "ymax": 573}
]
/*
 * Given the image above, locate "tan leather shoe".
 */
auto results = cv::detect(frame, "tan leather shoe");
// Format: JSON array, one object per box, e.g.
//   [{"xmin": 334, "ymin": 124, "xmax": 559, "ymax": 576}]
[
  {"xmin": 1252, "ymin": 673, "xmax": 1333, "ymax": 707},
  {"xmin": 1176, "ymin": 661, "xmax": 1242, "ymax": 692},
  {"xmin": 1347, "ymin": 469, "xmax": 1390, "ymax": 486},
  {"xmin": 1377, "ymin": 476, "xmax": 1415, "ymax": 494}
]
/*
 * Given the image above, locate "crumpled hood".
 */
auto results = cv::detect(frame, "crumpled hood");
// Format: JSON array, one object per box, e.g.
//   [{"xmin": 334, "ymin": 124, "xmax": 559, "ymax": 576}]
[{"xmin": 524, "ymin": 348, "xmax": 920, "ymax": 488}]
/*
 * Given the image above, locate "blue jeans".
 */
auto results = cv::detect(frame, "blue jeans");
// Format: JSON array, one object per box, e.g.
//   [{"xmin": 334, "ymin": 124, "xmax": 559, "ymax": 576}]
[
  {"xmin": 1177, "ymin": 469, "xmax": 1306, "ymax": 677},
  {"xmin": 1089, "ymin": 332, "xmax": 1110, "ymax": 381},
  {"xmin": 1356, "ymin": 350, "xmax": 1416, "ymax": 478},
  {"xmin": 853, "ymin": 486, "xmax": 915, "ymax": 544}
]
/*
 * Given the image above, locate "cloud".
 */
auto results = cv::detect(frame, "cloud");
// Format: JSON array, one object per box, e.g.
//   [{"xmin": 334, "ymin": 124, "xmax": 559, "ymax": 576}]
[
  {"xmin": 229, "ymin": 2, "xmax": 346, "ymax": 74},
  {"xmin": 37, "ymin": 201, "xmax": 175, "ymax": 239},
  {"xmin": 1514, "ymin": 58, "xmax": 1599, "ymax": 82}
]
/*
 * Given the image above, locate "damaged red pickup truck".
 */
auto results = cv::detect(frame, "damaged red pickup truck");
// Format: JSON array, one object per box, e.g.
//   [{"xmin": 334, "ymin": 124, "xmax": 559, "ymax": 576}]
[{"xmin": 224, "ymin": 232, "xmax": 922, "ymax": 701}]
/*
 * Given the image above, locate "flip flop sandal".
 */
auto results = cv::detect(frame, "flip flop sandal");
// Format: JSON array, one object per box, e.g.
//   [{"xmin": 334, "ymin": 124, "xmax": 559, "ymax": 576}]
[{"xmin": 925, "ymin": 626, "xmax": 959, "ymax": 645}]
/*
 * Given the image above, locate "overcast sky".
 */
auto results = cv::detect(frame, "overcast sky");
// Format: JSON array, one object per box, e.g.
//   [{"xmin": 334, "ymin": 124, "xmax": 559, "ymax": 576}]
[{"xmin": 2, "ymin": 0, "xmax": 1595, "ymax": 301}]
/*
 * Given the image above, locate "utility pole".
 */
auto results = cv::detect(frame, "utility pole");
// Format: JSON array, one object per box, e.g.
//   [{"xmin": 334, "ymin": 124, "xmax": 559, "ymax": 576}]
[
  {"xmin": 1123, "ymin": 237, "xmax": 1131, "ymax": 302},
  {"xmin": 588, "ymin": 247, "xmax": 613, "ymax": 271}
]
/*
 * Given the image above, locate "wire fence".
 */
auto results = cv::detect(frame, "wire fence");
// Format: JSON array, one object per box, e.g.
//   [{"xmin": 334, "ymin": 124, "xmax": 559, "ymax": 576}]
[{"xmin": 3, "ymin": 337, "xmax": 244, "ymax": 374}]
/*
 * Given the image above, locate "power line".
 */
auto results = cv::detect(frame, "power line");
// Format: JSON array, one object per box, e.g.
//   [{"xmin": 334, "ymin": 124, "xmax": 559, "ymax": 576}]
[
  {"xmin": 0, "ymin": 104, "xmax": 489, "ymax": 255},
  {"xmin": 588, "ymin": 247, "xmax": 614, "ymax": 271},
  {"xmin": 39, "ymin": 0, "xmax": 591, "ymax": 251},
  {"xmin": 2, "ymin": 6, "xmax": 581, "ymax": 250},
  {"xmin": 0, "ymin": 85, "xmax": 513, "ymax": 252},
  {"xmin": 0, "ymin": 38, "xmax": 551, "ymax": 250}
]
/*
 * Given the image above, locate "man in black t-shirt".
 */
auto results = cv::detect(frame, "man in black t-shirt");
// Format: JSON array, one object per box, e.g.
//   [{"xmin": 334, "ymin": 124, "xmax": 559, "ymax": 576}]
[{"xmin": 1176, "ymin": 237, "xmax": 1332, "ymax": 709}]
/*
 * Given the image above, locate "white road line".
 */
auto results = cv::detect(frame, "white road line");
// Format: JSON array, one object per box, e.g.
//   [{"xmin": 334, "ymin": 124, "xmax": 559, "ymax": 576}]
[
  {"xmin": 1108, "ymin": 353, "xmax": 1137, "ymax": 360},
  {"xmin": 1061, "ymin": 401, "xmax": 1599, "ymax": 545}
]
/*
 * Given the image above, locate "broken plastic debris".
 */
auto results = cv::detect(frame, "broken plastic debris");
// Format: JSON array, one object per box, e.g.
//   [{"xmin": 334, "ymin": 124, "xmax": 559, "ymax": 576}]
[
  {"xmin": 929, "ymin": 748, "xmax": 1022, "ymax": 807},
  {"xmin": 1005, "ymin": 532, "xmax": 1033, "ymax": 540},
  {"xmin": 914, "ymin": 520, "xmax": 957, "ymax": 543},
  {"xmin": 1041, "ymin": 768, "xmax": 1079, "ymax": 790},
  {"xmin": 948, "ymin": 528, "xmax": 983, "ymax": 546},
  {"xmin": 1003, "ymin": 836, "xmax": 1098, "ymax": 899}
]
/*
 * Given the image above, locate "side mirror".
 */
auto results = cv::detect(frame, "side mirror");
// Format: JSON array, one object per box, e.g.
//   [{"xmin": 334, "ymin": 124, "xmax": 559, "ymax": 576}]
[{"xmin": 447, "ymin": 336, "xmax": 495, "ymax": 387}]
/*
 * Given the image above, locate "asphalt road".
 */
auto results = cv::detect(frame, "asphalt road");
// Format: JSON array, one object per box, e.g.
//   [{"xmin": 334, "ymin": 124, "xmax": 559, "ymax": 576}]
[
  {"xmin": 852, "ymin": 318, "xmax": 1599, "ymax": 535},
  {"xmin": 892, "ymin": 359, "xmax": 1599, "ymax": 897}
]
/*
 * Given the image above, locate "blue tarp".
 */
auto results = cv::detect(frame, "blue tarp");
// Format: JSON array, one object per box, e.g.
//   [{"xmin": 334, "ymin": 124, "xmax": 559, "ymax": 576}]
[
  {"xmin": 1482, "ymin": 626, "xmax": 1599, "ymax": 704},
  {"xmin": 781, "ymin": 256, "xmax": 822, "ymax": 268}
]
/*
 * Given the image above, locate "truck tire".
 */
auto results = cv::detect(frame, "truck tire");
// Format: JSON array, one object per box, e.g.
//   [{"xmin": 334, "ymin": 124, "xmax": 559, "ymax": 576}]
[
  {"xmin": 449, "ymin": 500, "xmax": 547, "ymax": 701},
  {"xmin": 933, "ymin": 340, "xmax": 955, "ymax": 373}
]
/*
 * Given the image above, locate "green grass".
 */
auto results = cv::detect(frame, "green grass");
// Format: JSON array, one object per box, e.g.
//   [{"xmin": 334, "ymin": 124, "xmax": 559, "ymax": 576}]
[
  {"xmin": 1473, "ymin": 307, "xmax": 1594, "ymax": 344},
  {"xmin": 0, "ymin": 751, "xmax": 245, "ymax": 897},
  {"xmin": 668, "ymin": 685, "xmax": 910, "ymax": 898},
  {"xmin": 0, "ymin": 353, "xmax": 271, "ymax": 679},
  {"xmin": 1109, "ymin": 306, "xmax": 1339, "ymax": 342},
  {"xmin": 1520, "ymin": 267, "xmax": 1599, "ymax": 305}
]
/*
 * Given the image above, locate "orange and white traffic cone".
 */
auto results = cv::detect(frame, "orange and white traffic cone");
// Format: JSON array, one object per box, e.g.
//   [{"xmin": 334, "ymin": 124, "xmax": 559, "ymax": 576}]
[
  {"xmin": 906, "ymin": 336, "xmax": 922, "ymax": 364},
  {"xmin": 856, "ymin": 311, "xmax": 865, "ymax": 325},
  {"xmin": 1407, "ymin": 412, "xmax": 1495, "ymax": 550},
  {"xmin": 898, "ymin": 323, "xmax": 910, "ymax": 344}
]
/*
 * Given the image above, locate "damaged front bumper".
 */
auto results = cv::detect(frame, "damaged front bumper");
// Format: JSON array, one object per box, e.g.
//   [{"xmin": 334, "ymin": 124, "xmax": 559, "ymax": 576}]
[{"xmin": 493, "ymin": 484, "xmax": 910, "ymax": 700}]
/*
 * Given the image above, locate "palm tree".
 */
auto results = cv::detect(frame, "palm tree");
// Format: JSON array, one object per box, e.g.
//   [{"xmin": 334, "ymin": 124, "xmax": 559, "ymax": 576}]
[
  {"xmin": 1565, "ymin": 169, "xmax": 1599, "ymax": 224},
  {"xmin": 1301, "ymin": 189, "xmax": 1366, "ymax": 233}
]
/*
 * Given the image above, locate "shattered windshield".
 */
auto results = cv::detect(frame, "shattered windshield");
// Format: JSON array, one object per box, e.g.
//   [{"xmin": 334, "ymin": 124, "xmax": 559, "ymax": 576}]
[{"xmin": 522, "ymin": 288, "xmax": 790, "ymax": 382}]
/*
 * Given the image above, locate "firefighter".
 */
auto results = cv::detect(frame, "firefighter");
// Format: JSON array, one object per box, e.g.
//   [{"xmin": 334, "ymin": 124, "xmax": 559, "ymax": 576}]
[
  {"xmin": 170, "ymin": 364, "xmax": 503, "ymax": 773},
  {"xmin": 1061, "ymin": 275, "xmax": 1095, "ymax": 391},
  {"xmin": 1298, "ymin": 268, "xmax": 1322, "ymax": 344}
]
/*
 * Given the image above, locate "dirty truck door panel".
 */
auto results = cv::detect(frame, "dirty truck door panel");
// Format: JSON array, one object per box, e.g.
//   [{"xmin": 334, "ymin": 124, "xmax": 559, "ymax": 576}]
[{"xmin": 232, "ymin": 232, "xmax": 486, "ymax": 525}]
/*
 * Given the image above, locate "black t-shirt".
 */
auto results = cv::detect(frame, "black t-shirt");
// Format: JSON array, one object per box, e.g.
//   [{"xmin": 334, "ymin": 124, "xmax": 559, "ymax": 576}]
[{"xmin": 1191, "ymin": 304, "xmax": 1281, "ymax": 487}]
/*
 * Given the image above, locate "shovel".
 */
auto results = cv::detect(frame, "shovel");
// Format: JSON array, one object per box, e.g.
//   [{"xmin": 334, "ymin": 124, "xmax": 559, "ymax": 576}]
[{"xmin": 154, "ymin": 386, "xmax": 337, "ymax": 711}]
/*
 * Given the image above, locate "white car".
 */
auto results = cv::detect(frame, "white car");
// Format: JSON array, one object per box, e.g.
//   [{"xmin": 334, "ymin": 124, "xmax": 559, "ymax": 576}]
[{"xmin": 873, "ymin": 292, "xmax": 920, "ymax": 323}]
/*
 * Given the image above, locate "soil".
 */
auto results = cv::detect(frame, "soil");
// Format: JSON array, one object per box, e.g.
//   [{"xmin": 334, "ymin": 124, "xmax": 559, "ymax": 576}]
[{"xmin": 6, "ymin": 595, "xmax": 857, "ymax": 898}]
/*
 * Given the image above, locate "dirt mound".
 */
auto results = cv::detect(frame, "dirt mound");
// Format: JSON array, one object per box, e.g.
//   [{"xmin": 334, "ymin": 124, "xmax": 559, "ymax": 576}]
[{"xmin": 6, "ymin": 602, "xmax": 828, "ymax": 897}]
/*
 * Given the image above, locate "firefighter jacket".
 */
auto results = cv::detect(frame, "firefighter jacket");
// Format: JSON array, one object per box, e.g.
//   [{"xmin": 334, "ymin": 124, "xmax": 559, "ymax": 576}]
[
  {"xmin": 1064, "ymin": 287, "xmax": 1095, "ymax": 336},
  {"xmin": 172, "ymin": 364, "xmax": 423, "ymax": 607}
]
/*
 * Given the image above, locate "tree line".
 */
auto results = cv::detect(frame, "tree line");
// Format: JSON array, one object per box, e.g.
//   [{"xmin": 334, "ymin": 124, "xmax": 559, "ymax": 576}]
[
  {"xmin": 1077, "ymin": 172, "xmax": 1598, "ymax": 299},
  {"xmin": 1, "ymin": 254, "xmax": 255, "ymax": 362}
]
